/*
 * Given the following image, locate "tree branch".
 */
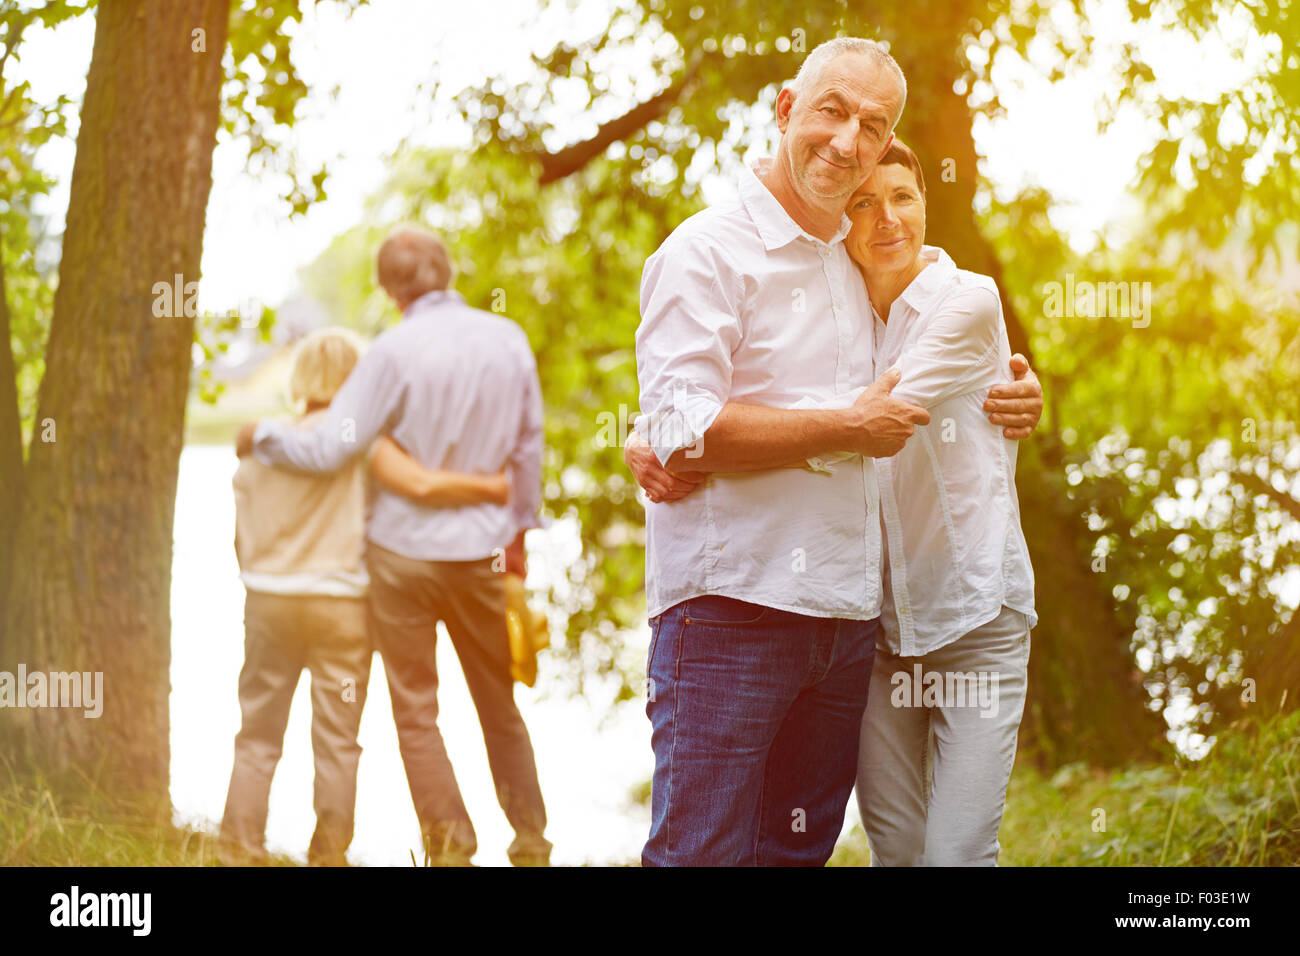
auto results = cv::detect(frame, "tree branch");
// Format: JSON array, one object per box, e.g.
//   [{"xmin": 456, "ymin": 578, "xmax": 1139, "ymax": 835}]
[
  {"xmin": 0, "ymin": 8, "xmax": 32, "ymax": 86},
  {"xmin": 537, "ymin": 54, "xmax": 706, "ymax": 186},
  {"xmin": 1238, "ymin": 469, "xmax": 1300, "ymax": 522}
]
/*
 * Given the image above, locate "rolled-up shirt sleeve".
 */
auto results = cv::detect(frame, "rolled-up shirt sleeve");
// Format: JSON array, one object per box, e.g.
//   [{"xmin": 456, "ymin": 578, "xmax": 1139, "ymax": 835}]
[
  {"xmin": 889, "ymin": 284, "xmax": 1005, "ymax": 409},
  {"xmin": 253, "ymin": 347, "xmax": 404, "ymax": 473},
  {"xmin": 507, "ymin": 340, "xmax": 544, "ymax": 533},
  {"xmin": 634, "ymin": 235, "xmax": 743, "ymax": 467}
]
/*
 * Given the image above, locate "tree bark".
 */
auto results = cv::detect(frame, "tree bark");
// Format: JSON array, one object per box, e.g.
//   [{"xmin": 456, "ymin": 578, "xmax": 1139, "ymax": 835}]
[
  {"xmin": 893, "ymin": 51, "xmax": 1031, "ymax": 359},
  {"xmin": 1, "ymin": 0, "xmax": 230, "ymax": 803},
  {"xmin": 0, "ymin": 224, "xmax": 21, "ymax": 635}
]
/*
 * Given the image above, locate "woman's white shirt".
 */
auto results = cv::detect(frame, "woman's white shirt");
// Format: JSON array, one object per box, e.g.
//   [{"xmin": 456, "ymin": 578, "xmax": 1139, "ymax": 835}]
[{"xmin": 871, "ymin": 245, "xmax": 1036, "ymax": 656}]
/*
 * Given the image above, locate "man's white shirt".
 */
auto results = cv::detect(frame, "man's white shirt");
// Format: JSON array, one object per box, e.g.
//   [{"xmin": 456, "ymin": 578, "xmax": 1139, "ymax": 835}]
[
  {"xmin": 871, "ymin": 245, "xmax": 1037, "ymax": 656},
  {"xmin": 635, "ymin": 163, "xmax": 883, "ymax": 621}
]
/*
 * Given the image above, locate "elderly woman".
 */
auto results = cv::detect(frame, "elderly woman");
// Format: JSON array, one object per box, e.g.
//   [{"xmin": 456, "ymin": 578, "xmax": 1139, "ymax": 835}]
[
  {"xmin": 222, "ymin": 326, "xmax": 507, "ymax": 866},
  {"xmin": 623, "ymin": 142, "xmax": 1037, "ymax": 867},
  {"xmin": 841, "ymin": 141, "xmax": 1035, "ymax": 866}
]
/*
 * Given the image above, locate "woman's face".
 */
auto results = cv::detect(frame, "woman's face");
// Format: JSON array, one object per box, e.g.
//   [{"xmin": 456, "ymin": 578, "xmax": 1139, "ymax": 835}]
[{"xmin": 844, "ymin": 163, "xmax": 926, "ymax": 273}]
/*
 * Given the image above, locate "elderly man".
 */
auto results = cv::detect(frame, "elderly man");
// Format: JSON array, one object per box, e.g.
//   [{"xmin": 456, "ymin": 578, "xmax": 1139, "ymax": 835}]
[
  {"xmin": 236, "ymin": 225, "xmax": 551, "ymax": 866},
  {"xmin": 626, "ymin": 37, "xmax": 1042, "ymax": 866}
]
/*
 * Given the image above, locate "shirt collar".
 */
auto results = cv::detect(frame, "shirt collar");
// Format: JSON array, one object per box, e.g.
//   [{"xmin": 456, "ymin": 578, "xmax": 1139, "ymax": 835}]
[
  {"xmin": 898, "ymin": 245, "xmax": 957, "ymax": 313},
  {"xmin": 740, "ymin": 161, "xmax": 853, "ymax": 252},
  {"xmin": 403, "ymin": 288, "xmax": 464, "ymax": 317}
]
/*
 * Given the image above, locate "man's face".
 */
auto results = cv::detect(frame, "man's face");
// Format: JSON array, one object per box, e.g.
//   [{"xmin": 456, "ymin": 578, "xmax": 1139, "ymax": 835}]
[
  {"xmin": 845, "ymin": 163, "xmax": 926, "ymax": 272},
  {"xmin": 777, "ymin": 54, "xmax": 903, "ymax": 206}
]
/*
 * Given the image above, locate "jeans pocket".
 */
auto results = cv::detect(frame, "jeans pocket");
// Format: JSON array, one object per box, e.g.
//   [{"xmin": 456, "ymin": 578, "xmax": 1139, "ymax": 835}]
[
  {"xmin": 646, "ymin": 613, "xmax": 664, "ymax": 674},
  {"xmin": 644, "ymin": 615, "xmax": 663, "ymax": 713},
  {"xmin": 682, "ymin": 595, "xmax": 771, "ymax": 628}
]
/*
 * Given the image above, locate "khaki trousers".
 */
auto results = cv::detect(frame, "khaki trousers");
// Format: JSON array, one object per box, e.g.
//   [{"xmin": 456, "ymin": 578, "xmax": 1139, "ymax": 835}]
[
  {"xmin": 221, "ymin": 590, "xmax": 372, "ymax": 865},
  {"xmin": 365, "ymin": 543, "xmax": 551, "ymax": 864}
]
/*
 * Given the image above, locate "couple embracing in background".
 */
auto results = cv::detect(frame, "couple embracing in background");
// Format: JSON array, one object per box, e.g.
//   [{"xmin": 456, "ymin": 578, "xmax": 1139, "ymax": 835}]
[
  {"xmin": 224, "ymin": 226, "xmax": 551, "ymax": 867},
  {"xmin": 626, "ymin": 36, "xmax": 1042, "ymax": 866}
]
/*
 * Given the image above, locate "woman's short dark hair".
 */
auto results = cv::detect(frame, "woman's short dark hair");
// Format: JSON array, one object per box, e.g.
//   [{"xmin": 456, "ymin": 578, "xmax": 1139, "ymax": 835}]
[{"xmin": 879, "ymin": 139, "xmax": 926, "ymax": 202}]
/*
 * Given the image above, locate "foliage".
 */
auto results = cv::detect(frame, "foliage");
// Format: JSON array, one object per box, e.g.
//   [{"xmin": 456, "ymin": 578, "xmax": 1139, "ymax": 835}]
[
  {"xmin": 221, "ymin": 0, "xmax": 372, "ymax": 217},
  {"xmin": 0, "ymin": 0, "xmax": 82, "ymax": 446},
  {"xmin": 985, "ymin": 174, "xmax": 1300, "ymax": 745},
  {"xmin": 1, "ymin": 0, "xmax": 369, "ymax": 436},
  {"xmin": 192, "ymin": 302, "xmax": 277, "ymax": 405},
  {"xmin": 831, "ymin": 709, "xmax": 1300, "ymax": 866}
]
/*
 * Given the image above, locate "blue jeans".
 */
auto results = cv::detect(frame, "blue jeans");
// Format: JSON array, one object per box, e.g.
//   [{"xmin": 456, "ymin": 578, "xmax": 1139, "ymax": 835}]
[{"xmin": 642, "ymin": 595, "xmax": 878, "ymax": 866}]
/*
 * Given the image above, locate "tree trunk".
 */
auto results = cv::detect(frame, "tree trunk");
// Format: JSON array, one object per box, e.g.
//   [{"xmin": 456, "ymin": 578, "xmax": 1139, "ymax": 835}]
[
  {"xmin": 894, "ymin": 54, "xmax": 1029, "ymax": 357},
  {"xmin": 1, "ymin": 0, "xmax": 229, "ymax": 803},
  {"xmin": 0, "ymin": 226, "xmax": 22, "ymax": 635}
]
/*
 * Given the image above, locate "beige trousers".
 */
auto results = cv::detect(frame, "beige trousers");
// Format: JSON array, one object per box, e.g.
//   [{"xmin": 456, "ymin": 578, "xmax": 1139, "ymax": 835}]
[
  {"xmin": 221, "ymin": 590, "xmax": 372, "ymax": 865},
  {"xmin": 857, "ymin": 605, "xmax": 1032, "ymax": 866},
  {"xmin": 365, "ymin": 543, "xmax": 551, "ymax": 865}
]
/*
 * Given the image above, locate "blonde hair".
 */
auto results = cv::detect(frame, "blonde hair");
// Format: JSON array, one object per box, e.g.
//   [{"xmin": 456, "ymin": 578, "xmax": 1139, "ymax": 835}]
[
  {"xmin": 376, "ymin": 224, "xmax": 457, "ymax": 306},
  {"xmin": 287, "ymin": 327, "xmax": 366, "ymax": 410}
]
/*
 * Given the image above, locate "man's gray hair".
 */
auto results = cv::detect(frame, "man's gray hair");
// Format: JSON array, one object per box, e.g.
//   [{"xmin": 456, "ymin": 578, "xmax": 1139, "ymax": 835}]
[
  {"xmin": 376, "ymin": 224, "xmax": 457, "ymax": 306},
  {"xmin": 789, "ymin": 37, "xmax": 907, "ymax": 129}
]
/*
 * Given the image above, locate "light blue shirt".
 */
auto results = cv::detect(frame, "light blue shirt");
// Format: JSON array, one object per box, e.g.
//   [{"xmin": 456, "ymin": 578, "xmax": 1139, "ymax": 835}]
[{"xmin": 252, "ymin": 290, "xmax": 543, "ymax": 561}]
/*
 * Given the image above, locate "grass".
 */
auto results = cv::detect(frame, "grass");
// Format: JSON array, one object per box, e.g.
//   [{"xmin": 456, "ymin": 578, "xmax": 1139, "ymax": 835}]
[
  {"xmin": 5, "ymin": 712, "xmax": 1296, "ymax": 866},
  {"xmin": 0, "ymin": 762, "xmax": 296, "ymax": 867},
  {"xmin": 830, "ymin": 709, "xmax": 1300, "ymax": 866}
]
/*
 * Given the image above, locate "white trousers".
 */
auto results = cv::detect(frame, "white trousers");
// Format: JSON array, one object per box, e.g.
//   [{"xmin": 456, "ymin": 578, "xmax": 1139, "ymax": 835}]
[{"xmin": 856, "ymin": 605, "xmax": 1032, "ymax": 866}]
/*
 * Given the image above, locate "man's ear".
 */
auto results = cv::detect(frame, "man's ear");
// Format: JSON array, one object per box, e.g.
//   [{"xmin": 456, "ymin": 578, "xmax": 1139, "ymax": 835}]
[
  {"xmin": 775, "ymin": 87, "xmax": 795, "ymax": 133},
  {"xmin": 877, "ymin": 132, "xmax": 895, "ymax": 161}
]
